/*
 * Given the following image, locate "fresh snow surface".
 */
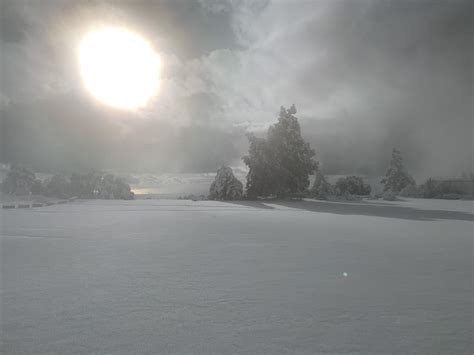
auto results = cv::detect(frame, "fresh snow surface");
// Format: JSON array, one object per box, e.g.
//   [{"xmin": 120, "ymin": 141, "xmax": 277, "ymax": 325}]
[{"xmin": 1, "ymin": 198, "xmax": 472, "ymax": 354}]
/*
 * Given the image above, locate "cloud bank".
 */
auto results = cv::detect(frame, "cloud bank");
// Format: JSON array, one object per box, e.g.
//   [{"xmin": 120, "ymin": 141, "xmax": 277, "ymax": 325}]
[{"xmin": 1, "ymin": 0, "xmax": 472, "ymax": 178}]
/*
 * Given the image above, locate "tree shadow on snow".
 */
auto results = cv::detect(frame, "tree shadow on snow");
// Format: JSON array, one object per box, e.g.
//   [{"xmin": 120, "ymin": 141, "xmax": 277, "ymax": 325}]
[
  {"xmin": 264, "ymin": 199, "xmax": 474, "ymax": 222},
  {"xmin": 225, "ymin": 200, "xmax": 275, "ymax": 210}
]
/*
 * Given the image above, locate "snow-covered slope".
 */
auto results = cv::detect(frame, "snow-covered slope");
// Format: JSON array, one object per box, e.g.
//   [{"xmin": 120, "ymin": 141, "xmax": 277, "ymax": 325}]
[{"xmin": 1, "ymin": 198, "xmax": 472, "ymax": 353}]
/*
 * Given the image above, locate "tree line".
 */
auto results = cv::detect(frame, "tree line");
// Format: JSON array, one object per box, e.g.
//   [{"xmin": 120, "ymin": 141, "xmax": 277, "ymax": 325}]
[
  {"xmin": 2, "ymin": 104, "xmax": 470, "ymax": 201},
  {"xmin": 209, "ymin": 105, "xmax": 471, "ymax": 201},
  {"xmin": 1, "ymin": 167, "xmax": 134, "ymax": 200}
]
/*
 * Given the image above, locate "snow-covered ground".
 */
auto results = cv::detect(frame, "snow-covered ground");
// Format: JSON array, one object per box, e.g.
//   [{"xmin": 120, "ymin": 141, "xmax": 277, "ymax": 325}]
[{"xmin": 1, "ymin": 198, "xmax": 472, "ymax": 354}]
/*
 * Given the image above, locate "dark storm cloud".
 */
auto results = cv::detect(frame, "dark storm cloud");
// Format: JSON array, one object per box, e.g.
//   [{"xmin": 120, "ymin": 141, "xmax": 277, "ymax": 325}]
[
  {"xmin": 218, "ymin": 0, "xmax": 472, "ymax": 178},
  {"xmin": 0, "ymin": 0, "xmax": 472, "ymax": 177},
  {"xmin": 286, "ymin": 0, "xmax": 473, "ymax": 177},
  {"xmin": 0, "ymin": 93, "xmax": 244, "ymax": 173}
]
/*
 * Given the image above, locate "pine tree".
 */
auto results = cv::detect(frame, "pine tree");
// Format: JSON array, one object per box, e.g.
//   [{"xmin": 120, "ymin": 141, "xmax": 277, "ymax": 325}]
[
  {"xmin": 381, "ymin": 148, "xmax": 415, "ymax": 193},
  {"xmin": 209, "ymin": 166, "xmax": 243, "ymax": 200},
  {"xmin": 243, "ymin": 105, "xmax": 318, "ymax": 198},
  {"xmin": 335, "ymin": 176, "xmax": 371, "ymax": 196},
  {"xmin": 310, "ymin": 169, "xmax": 332, "ymax": 199},
  {"xmin": 243, "ymin": 134, "xmax": 275, "ymax": 198}
]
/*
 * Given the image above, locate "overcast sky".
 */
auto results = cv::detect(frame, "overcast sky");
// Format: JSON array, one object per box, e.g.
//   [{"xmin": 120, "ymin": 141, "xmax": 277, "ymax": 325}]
[{"xmin": 0, "ymin": 0, "xmax": 472, "ymax": 178}]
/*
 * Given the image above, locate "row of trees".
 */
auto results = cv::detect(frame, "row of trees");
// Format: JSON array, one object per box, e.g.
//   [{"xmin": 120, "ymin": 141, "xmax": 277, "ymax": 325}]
[
  {"xmin": 5, "ymin": 104, "xmax": 460, "ymax": 202},
  {"xmin": 1, "ymin": 165, "xmax": 37, "ymax": 195},
  {"xmin": 209, "ymin": 105, "xmax": 422, "ymax": 201},
  {"xmin": 1, "ymin": 165, "xmax": 134, "ymax": 200},
  {"xmin": 399, "ymin": 177, "xmax": 471, "ymax": 199},
  {"xmin": 378, "ymin": 148, "xmax": 471, "ymax": 200},
  {"xmin": 311, "ymin": 173, "xmax": 371, "ymax": 200}
]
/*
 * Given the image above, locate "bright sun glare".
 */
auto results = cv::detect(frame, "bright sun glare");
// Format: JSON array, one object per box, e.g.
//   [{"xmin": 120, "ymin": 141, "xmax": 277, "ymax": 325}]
[{"xmin": 79, "ymin": 27, "xmax": 161, "ymax": 110}]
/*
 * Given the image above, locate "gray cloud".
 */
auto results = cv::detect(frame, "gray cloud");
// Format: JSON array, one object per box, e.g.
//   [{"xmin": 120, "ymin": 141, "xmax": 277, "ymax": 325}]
[
  {"xmin": 195, "ymin": 0, "xmax": 473, "ymax": 178},
  {"xmin": 0, "ymin": 0, "xmax": 472, "ymax": 178},
  {"xmin": 0, "ymin": 92, "xmax": 245, "ymax": 173},
  {"xmin": 0, "ymin": 1, "xmax": 30, "ymax": 43}
]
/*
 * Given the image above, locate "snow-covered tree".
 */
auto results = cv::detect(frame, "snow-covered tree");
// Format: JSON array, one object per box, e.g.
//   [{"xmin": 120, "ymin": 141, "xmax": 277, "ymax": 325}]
[
  {"xmin": 335, "ymin": 176, "xmax": 371, "ymax": 196},
  {"xmin": 381, "ymin": 148, "xmax": 415, "ymax": 193},
  {"xmin": 70, "ymin": 172, "xmax": 134, "ymax": 199},
  {"xmin": 43, "ymin": 174, "xmax": 71, "ymax": 198},
  {"xmin": 1, "ymin": 164, "xmax": 35, "ymax": 195},
  {"xmin": 243, "ymin": 134, "xmax": 276, "ymax": 198},
  {"xmin": 243, "ymin": 105, "xmax": 318, "ymax": 198},
  {"xmin": 310, "ymin": 169, "xmax": 332, "ymax": 199},
  {"xmin": 97, "ymin": 174, "xmax": 134, "ymax": 200},
  {"xmin": 70, "ymin": 172, "xmax": 102, "ymax": 198},
  {"xmin": 419, "ymin": 178, "xmax": 439, "ymax": 198},
  {"xmin": 209, "ymin": 166, "xmax": 243, "ymax": 200},
  {"xmin": 31, "ymin": 179, "xmax": 43, "ymax": 195}
]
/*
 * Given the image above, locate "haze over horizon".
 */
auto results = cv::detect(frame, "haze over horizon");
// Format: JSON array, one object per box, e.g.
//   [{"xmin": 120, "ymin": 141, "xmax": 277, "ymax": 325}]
[{"xmin": 1, "ymin": 0, "xmax": 472, "ymax": 179}]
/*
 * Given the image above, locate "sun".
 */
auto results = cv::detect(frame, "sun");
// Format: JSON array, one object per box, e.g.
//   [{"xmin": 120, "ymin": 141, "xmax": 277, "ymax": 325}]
[{"xmin": 78, "ymin": 26, "xmax": 161, "ymax": 110}]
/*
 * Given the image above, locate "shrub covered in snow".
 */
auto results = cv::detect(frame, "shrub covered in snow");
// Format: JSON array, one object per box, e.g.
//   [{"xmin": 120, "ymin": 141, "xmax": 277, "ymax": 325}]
[
  {"xmin": 381, "ymin": 148, "xmax": 415, "ymax": 193},
  {"xmin": 436, "ymin": 180, "xmax": 468, "ymax": 197},
  {"xmin": 382, "ymin": 190, "xmax": 397, "ymax": 201},
  {"xmin": 41, "ymin": 172, "xmax": 133, "ymax": 199},
  {"xmin": 31, "ymin": 179, "xmax": 43, "ymax": 195},
  {"xmin": 43, "ymin": 174, "xmax": 71, "ymax": 198},
  {"xmin": 70, "ymin": 172, "xmax": 102, "ymax": 198},
  {"xmin": 419, "ymin": 178, "xmax": 439, "ymax": 198},
  {"xmin": 1, "ymin": 166, "xmax": 134, "ymax": 200},
  {"xmin": 1, "ymin": 164, "xmax": 36, "ymax": 195},
  {"xmin": 178, "ymin": 194, "xmax": 207, "ymax": 201},
  {"xmin": 416, "ymin": 178, "xmax": 470, "ymax": 200},
  {"xmin": 96, "ymin": 174, "xmax": 134, "ymax": 200},
  {"xmin": 310, "ymin": 170, "xmax": 333, "ymax": 199},
  {"xmin": 243, "ymin": 105, "xmax": 318, "ymax": 198},
  {"xmin": 399, "ymin": 184, "xmax": 421, "ymax": 197},
  {"xmin": 335, "ymin": 176, "xmax": 371, "ymax": 196},
  {"xmin": 209, "ymin": 166, "xmax": 243, "ymax": 200}
]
